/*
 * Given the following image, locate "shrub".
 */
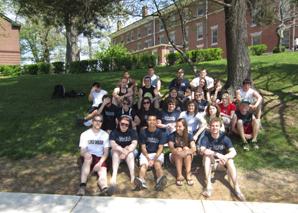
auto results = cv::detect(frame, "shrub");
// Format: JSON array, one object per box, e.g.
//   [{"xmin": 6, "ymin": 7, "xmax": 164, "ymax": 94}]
[
  {"xmin": 23, "ymin": 64, "xmax": 39, "ymax": 75},
  {"xmin": 139, "ymin": 53, "xmax": 156, "ymax": 68},
  {"xmin": 0, "ymin": 65, "xmax": 21, "ymax": 76},
  {"xmin": 272, "ymin": 46, "xmax": 286, "ymax": 54},
  {"xmin": 52, "ymin": 62, "xmax": 65, "ymax": 74},
  {"xmin": 166, "ymin": 52, "xmax": 177, "ymax": 65},
  {"xmin": 196, "ymin": 48, "xmax": 222, "ymax": 62},
  {"xmin": 37, "ymin": 62, "xmax": 51, "ymax": 74},
  {"xmin": 249, "ymin": 44, "xmax": 267, "ymax": 56}
]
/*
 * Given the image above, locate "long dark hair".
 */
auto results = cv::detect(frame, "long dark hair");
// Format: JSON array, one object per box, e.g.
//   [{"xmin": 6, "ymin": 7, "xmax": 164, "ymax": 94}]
[
  {"xmin": 206, "ymin": 102, "xmax": 221, "ymax": 117},
  {"xmin": 175, "ymin": 118, "xmax": 190, "ymax": 147},
  {"xmin": 186, "ymin": 99, "xmax": 198, "ymax": 115},
  {"xmin": 116, "ymin": 115, "xmax": 132, "ymax": 131},
  {"xmin": 140, "ymin": 97, "xmax": 153, "ymax": 111}
]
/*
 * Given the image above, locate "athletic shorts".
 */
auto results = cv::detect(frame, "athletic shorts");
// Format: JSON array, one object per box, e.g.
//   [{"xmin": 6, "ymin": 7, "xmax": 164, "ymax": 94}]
[
  {"xmin": 235, "ymin": 121, "xmax": 253, "ymax": 135},
  {"xmin": 139, "ymin": 153, "xmax": 164, "ymax": 166},
  {"xmin": 80, "ymin": 155, "xmax": 107, "ymax": 171}
]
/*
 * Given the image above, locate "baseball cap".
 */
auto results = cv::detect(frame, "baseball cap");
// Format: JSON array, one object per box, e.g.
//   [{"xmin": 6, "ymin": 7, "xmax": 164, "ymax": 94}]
[{"xmin": 241, "ymin": 98, "xmax": 251, "ymax": 104}]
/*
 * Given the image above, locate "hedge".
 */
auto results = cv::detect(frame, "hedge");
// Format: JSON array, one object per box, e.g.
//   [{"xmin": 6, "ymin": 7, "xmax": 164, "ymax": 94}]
[
  {"xmin": 0, "ymin": 65, "xmax": 21, "ymax": 76},
  {"xmin": 249, "ymin": 44, "xmax": 267, "ymax": 56}
]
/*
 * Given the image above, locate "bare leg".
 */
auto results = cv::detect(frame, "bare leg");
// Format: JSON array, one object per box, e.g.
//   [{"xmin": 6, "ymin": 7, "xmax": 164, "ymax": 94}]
[
  {"xmin": 139, "ymin": 164, "xmax": 148, "ymax": 181},
  {"xmin": 173, "ymin": 154, "xmax": 183, "ymax": 180},
  {"xmin": 154, "ymin": 161, "xmax": 164, "ymax": 179},
  {"xmin": 203, "ymin": 155, "xmax": 212, "ymax": 190},
  {"xmin": 252, "ymin": 117, "xmax": 260, "ymax": 142},
  {"xmin": 236, "ymin": 120, "xmax": 248, "ymax": 143},
  {"xmin": 81, "ymin": 154, "xmax": 92, "ymax": 183},
  {"xmin": 226, "ymin": 159, "xmax": 245, "ymax": 200},
  {"xmin": 184, "ymin": 154, "xmax": 192, "ymax": 180},
  {"xmin": 111, "ymin": 151, "xmax": 121, "ymax": 185},
  {"xmin": 125, "ymin": 152, "xmax": 135, "ymax": 183},
  {"xmin": 97, "ymin": 167, "xmax": 108, "ymax": 189}
]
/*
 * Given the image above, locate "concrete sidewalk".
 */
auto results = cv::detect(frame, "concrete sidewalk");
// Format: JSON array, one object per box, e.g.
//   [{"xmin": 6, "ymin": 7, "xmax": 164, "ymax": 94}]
[{"xmin": 0, "ymin": 192, "xmax": 297, "ymax": 213}]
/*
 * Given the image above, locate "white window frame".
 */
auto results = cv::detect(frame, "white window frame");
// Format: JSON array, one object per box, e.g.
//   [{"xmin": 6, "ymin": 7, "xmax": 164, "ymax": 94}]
[
  {"xmin": 169, "ymin": 31, "xmax": 175, "ymax": 43},
  {"xmin": 211, "ymin": 25, "xmax": 218, "ymax": 46},
  {"xmin": 197, "ymin": 4, "xmax": 205, "ymax": 17},
  {"xmin": 250, "ymin": 32, "xmax": 262, "ymax": 45},
  {"xmin": 159, "ymin": 34, "xmax": 165, "ymax": 44},
  {"xmin": 197, "ymin": 22, "xmax": 204, "ymax": 41},
  {"xmin": 137, "ymin": 41, "xmax": 142, "ymax": 50},
  {"xmin": 137, "ymin": 28, "xmax": 141, "ymax": 38},
  {"xmin": 159, "ymin": 21, "xmax": 164, "ymax": 32}
]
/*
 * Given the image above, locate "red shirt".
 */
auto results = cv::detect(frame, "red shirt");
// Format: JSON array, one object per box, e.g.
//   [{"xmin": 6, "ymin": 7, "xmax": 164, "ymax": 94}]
[{"xmin": 219, "ymin": 103, "xmax": 236, "ymax": 116}]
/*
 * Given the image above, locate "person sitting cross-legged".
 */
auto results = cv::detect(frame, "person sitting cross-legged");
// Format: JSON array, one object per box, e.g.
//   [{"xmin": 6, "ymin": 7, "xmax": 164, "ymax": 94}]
[
  {"xmin": 109, "ymin": 115, "xmax": 138, "ymax": 194},
  {"xmin": 77, "ymin": 115, "xmax": 110, "ymax": 196},
  {"xmin": 198, "ymin": 117, "xmax": 245, "ymax": 201},
  {"xmin": 134, "ymin": 114, "xmax": 168, "ymax": 191},
  {"xmin": 168, "ymin": 118, "xmax": 196, "ymax": 186}
]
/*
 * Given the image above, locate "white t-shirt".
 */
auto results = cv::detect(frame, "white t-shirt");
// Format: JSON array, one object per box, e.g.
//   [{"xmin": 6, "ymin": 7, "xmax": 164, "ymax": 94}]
[
  {"xmin": 91, "ymin": 89, "xmax": 108, "ymax": 107},
  {"xmin": 179, "ymin": 111, "xmax": 203, "ymax": 134},
  {"xmin": 239, "ymin": 88, "xmax": 255, "ymax": 104},
  {"xmin": 79, "ymin": 129, "xmax": 110, "ymax": 157},
  {"xmin": 190, "ymin": 76, "xmax": 214, "ymax": 89}
]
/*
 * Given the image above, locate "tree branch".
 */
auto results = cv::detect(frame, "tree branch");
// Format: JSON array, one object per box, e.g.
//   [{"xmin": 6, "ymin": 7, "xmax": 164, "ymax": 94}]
[{"xmin": 210, "ymin": 0, "xmax": 232, "ymax": 7}]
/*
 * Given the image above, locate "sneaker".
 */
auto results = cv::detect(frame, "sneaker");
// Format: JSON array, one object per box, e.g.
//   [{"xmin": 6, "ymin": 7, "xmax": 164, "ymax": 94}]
[
  {"xmin": 76, "ymin": 186, "xmax": 86, "ymax": 196},
  {"xmin": 134, "ymin": 177, "xmax": 147, "ymax": 191},
  {"xmin": 252, "ymin": 143, "xmax": 259, "ymax": 150},
  {"xmin": 235, "ymin": 191, "xmax": 246, "ymax": 201},
  {"xmin": 243, "ymin": 144, "xmax": 250, "ymax": 151},
  {"xmin": 107, "ymin": 185, "xmax": 116, "ymax": 196},
  {"xmin": 155, "ymin": 175, "xmax": 167, "ymax": 191},
  {"xmin": 100, "ymin": 187, "xmax": 109, "ymax": 196}
]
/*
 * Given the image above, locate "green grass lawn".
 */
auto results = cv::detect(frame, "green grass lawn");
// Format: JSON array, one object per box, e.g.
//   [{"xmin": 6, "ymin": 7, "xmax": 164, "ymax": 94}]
[{"xmin": 0, "ymin": 52, "xmax": 297, "ymax": 172}]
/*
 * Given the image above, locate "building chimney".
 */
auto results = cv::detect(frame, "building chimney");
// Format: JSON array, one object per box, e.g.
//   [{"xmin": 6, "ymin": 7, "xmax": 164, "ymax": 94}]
[
  {"xmin": 142, "ymin": 6, "xmax": 148, "ymax": 18},
  {"xmin": 117, "ymin": 20, "xmax": 123, "ymax": 31}
]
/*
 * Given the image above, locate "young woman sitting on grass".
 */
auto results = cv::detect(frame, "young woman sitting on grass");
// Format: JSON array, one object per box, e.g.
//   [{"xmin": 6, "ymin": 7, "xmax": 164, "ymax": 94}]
[{"xmin": 168, "ymin": 118, "xmax": 196, "ymax": 186}]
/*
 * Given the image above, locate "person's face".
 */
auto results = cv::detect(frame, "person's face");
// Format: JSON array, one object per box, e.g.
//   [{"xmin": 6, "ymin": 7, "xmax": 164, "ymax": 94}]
[
  {"xmin": 222, "ymin": 97, "xmax": 229, "ymax": 105},
  {"xmin": 105, "ymin": 97, "xmax": 112, "ymax": 106},
  {"xmin": 199, "ymin": 79, "xmax": 205, "ymax": 87},
  {"xmin": 121, "ymin": 79, "xmax": 128, "ymax": 87},
  {"xmin": 119, "ymin": 119, "xmax": 130, "ymax": 132},
  {"xmin": 122, "ymin": 101, "xmax": 129, "ymax": 109},
  {"xmin": 92, "ymin": 117, "xmax": 103, "ymax": 130},
  {"xmin": 200, "ymin": 70, "xmax": 207, "ymax": 78},
  {"xmin": 148, "ymin": 68, "xmax": 154, "ymax": 76},
  {"xmin": 240, "ymin": 103, "xmax": 249, "ymax": 114},
  {"xmin": 210, "ymin": 121, "xmax": 220, "ymax": 135},
  {"xmin": 144, "ymin": 78, "xmax": 151, "ymax": 87},
  {"xmin": 176, "ymin": 121, "xmax": 185, "ymax": 134},
  {"xmin": 243, "ymin": 83, "xmax": 251, "ymax": 91},
  {"xmin": 95, "ymin": 86, "xmax": 101, "ymax": 93},
  {"xmin": 170, "ymin": 90, "xmax": 178, "ymax": 98},
  {"xmin": 177, "ymin": 70, "xmax": 184, "ymax": 79},
  {"xmin": 143, "ymin": 99, "xmax": 151, "ymax": 109},
  {"xmin": 194, "ymin": 92, "xmax": 203, "ymax": 100},
  {"xmin": 188, "ymin": 103, "xmax": 195, "ymax": 113},
  {"xmin": 209, "ymin": 105, "xmax": 217, "ymax": 115},
  {"xmin": 167, "ymin": 102, "xmax": 176, "ymax": 112},
  {"xmin": 123, "ymin": 72, "xmax": 130, "ymax": 79},
  {"xmin": 147, "ymin": 115, "xmax": 157, "ymax": 127}
]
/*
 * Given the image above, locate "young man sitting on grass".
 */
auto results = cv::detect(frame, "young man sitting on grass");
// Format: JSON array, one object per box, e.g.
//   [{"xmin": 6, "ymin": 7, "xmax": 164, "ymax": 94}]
[
  {"xmin": 77, "ymin": 115, "xmax": 111, "ymax": 196},
  {"xmin": 198, "ymin": 117, "xmax": 245, "ymax": 201}
]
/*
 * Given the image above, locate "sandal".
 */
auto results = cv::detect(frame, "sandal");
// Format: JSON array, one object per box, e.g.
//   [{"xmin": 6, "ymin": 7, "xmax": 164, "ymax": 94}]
[
  {"xmin": 235, "ymin": 191, "xmax": 246, "ymax": 201},
  {"xmin": 186, "ymin": 178, "xmax": 194, "ymax": 186},
  {"xmin": 202, "ymin": 188, "xmax": 212, "ymax": 197},
  {"xmin": 176, "ymin": 177, "xmax": 184, "ymax": 186}
]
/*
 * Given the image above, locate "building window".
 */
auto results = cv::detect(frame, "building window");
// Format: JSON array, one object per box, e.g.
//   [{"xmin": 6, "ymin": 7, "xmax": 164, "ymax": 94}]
[
  {"xmin": 197, "ymin": 4, "xmax": 205, "ymax": 16},
  {"xmin": 251, "ymin": 32, "xmax": 262, "ymax": 45},
  {"xmin": 126, "ymin": 33, "xmax": 131, "ymax": 42},
  {"xmin": 211, "ymin": 25, "xmax": 218, "ymax": 46},
  {"xmin": 281, "ymin": 30, "xmax": 290, "ymax": 48},
  {"xmin": 159, "ymin": 21, "xmax": 164, "ymax": 31},
  {"xmin": 137, "ymin": 28, "xmax": 141, "ymax": 38},
  {"xmin": 197, "ymin": 22, "xmax": 203, "ymax": 41},
  {"xmin": 169, "ymin": 31, "xmax": 175, "ymax": 43},
  {"xmin": 185, "ymin": 26, "xmax": 189, "ymax": 44},
  {"xmin": 131, "ymin": 31, "xmax": 134, "ymax": 41},
  {"xmin": 144, "ymin": 39, "xmax": 152, "ymax": 48},
  {"xmin": 146, "ymin": 23, "xmax": 152, "ymax": 35},
  {"xmin": 137, "ymin": 41, "xmax": 142, "ymax": 50},
  {"xmin": 159, "ymin": 34, "xmax": 165, "ymax": 44}
]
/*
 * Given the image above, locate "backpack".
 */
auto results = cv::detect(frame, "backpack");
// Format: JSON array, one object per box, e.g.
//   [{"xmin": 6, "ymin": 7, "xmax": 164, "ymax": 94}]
[{"xmin": 52, "ymin": 84, "xmax": 65, "ymax": 98}]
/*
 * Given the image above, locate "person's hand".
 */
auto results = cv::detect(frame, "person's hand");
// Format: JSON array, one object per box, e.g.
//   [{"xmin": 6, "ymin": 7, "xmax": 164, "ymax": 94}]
[
  {"xmin": 148, "ymin": 159, "xmax": 154, "ymax": 167},
  {"xmin": 216, "ymin": 153, "xmax": 228, "ymax": 165},
  {"xmin": 91, "ymin": 86, "xmax": 97, "ymax": 93},
  {"xmin": 103, "ymin": 98, "xmax": 110, "ymax": 106},
  {"xmin": 204, "ymin": 149, "xmax": 214, "ymax": 156},
  {"xmin": 250, "ymin": 104, "xmax": 257, "ymax": 110}
]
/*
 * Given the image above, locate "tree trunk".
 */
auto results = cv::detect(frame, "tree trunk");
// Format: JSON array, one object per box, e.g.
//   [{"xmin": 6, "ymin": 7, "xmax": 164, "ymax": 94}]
[
  {"xmin": 65, "ymin": 16, "xmax": 80, "ymax": 68},
  {"xmin": 224, "ymin": 0, "xmax": 251, "ymax": 92},
  {"xmin": 87, "ymin": 34, "xmax": 92, "ymax": 59}
]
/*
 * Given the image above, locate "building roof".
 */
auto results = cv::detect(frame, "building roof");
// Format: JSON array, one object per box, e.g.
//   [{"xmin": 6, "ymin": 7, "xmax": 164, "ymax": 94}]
[{"xmin": 0, "ymin": 13, "xmax": 21, "ymax": 28}]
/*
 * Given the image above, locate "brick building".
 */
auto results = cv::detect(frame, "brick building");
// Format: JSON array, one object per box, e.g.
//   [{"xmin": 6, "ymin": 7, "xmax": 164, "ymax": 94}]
[
  {"xmin": 0, "ymin": 13, "xmax": 21, "ymax": 65},
  {"xmin": 110, "ymin": 1, "xmax": 298, "ymax": 65}
]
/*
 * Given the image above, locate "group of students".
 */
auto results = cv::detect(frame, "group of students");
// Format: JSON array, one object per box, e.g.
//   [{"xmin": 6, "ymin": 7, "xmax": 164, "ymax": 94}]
[{"xmin": 76, "ymin": 66, "xmax": 263, "ymax": 201}]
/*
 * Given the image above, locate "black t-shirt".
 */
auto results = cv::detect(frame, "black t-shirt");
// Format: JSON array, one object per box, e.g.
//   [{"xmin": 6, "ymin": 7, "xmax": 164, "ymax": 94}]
[
  {"xmin": 109, "ymin": 129, "xmax": 138, "ymax": 148},
  {"xmin": 137, "ymin": 108, "xmax": 161, "ymax": 129},
  {"xmin": 235, "ymin": 110, "xmax": 253, "ymax": 125},
  {"xmin": 141, "ymin": 86, "xmax": 155, "ymax": 99},
  {"xmin": 168, "ymin": 132, "xmax": 194, "ymax": 148},
  {"xmin": 139, "ymin": 128, "xmax": 166, "ymax": 153},
  {"xmin": 98, "ymin": 103, "xmax": 119, "ymax": 131},
  {"xmin": 116, "ymin": 107, "xmax": 137, "ymax": 121},
  {"xmin": 200, "ymin": 132, "xmax": 233, "ymax": 155}
]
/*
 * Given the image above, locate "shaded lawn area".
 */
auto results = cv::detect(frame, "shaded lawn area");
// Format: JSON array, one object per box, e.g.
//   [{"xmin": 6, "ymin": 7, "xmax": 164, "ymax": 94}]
[{"xmin": 0, "ymin": 52, "xmax": 297, "ymax": 173}]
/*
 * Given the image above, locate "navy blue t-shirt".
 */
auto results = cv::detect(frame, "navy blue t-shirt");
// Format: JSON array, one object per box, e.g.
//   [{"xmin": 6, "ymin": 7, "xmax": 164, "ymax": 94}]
[
  {"xmin": 169, "ymin": 78, "xmax": 190, "ymax": 93},
  {"xmin": 139, "ymin": 128, "xmax": 167, "ymax": 153},
  {"xmin": 160, "ymin": 110, "xmax": 180, "ymax": 126},
  {"xmin": 200, "ymin": 132, "xmax": 233, "ymax": 155},
  {"xmin": 168, "ymin": 132, "xmax": 194, "ymax": 148},
  {"xmin": 109, "ymin": 129, "xmax": 138, "ymax": 148}
]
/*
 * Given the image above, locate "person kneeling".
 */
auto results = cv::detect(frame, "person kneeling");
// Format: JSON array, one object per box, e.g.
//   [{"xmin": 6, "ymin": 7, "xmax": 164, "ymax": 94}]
[
  {"xmin": 199, "ymin": 117, "xmax": 245, "ymax": 201},
  {"xmin": 77, "ymin": 115, "xmax": 110, "ymax": 196}
]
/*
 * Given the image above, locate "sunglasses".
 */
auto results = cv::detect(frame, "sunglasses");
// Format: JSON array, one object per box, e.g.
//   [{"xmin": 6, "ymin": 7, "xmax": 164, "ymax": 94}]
[
  {"xmin": 143, "ymin": 101, "xmax": 150, "ymax": 104},
  {"xmin": 120, "ymin": 123, "xmax": 129, "ymax": 127},
  {"xmin": 93, "ymin": 119, "xmax": 103, "ymax": 123},
  {"xmin": 122, "ymin": 102, "xmax": 129, "ymax": 105}
]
